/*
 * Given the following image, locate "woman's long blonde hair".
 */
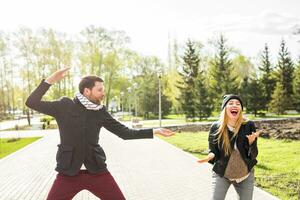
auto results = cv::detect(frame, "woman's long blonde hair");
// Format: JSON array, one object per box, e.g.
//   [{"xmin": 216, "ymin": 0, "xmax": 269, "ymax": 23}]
[{"xmin": 216, "ymin": 108, "xmax": 246, "ymax": 156}]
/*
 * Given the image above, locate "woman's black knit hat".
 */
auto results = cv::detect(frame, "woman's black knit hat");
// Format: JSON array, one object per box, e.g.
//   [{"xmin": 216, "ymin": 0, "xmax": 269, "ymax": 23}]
[{"xmin": 221, "ymin": 94, "xmax": 243, "ymax": 110}]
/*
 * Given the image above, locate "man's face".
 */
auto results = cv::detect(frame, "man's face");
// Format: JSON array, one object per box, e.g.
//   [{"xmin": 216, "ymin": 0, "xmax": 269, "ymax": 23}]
[{"xmin": 83, "ymin": 81, "xmax": 105, "ymax": 104}]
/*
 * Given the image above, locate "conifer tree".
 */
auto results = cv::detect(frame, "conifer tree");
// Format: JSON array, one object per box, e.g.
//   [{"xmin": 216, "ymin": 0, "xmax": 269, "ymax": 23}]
[
  {"xmin": 269, "ymin": 82, "xmax": 286, "ymax": 115},
  {"xmin": 195, "ymin": 70, "xmax": 213, "ymax": 120},
  {"xmin": 239, "ymin": 77, "xmax": 250, "ymax": 110},
  {"xmin": 273, "ymin": 40, "xmax": 294, "ymax": 110},
  {"xmin": 177, "ymin": 40, "xmax": 200, "ymax": 121},
  {"xmin": 293, "ymin": 60, "xmax": 300, "ymax": 112},
  {"xmin": 258, "ymin": 43, "xmax": 276, "ymax": 110},
  {"xmin": 209, "ymin": 34, "xmax": 237, "ymax": 108},
  {"xmin": 246, "ymin": 78, "xmax": 264, "ymax": 116}
]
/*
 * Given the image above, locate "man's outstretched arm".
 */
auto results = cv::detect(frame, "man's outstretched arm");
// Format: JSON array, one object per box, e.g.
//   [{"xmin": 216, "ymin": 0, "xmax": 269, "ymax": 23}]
[
  {"xmin": 25, "ymin": 68, "xmax": 70, "ymax": 117},
  {"xmin": 102, "ymin": 108, "xmax": 175, "ymax": 140}
]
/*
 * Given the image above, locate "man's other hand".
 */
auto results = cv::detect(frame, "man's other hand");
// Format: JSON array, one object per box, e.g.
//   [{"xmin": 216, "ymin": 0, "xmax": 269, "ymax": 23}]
[{"xmin": 153, "ymin": 128, "xmax": 175, "ymax": 137}]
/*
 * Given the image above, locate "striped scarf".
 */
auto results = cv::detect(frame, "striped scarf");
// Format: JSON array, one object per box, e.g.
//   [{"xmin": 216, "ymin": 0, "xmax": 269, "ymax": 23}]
[{"xmin": 75, "ymin": 92, "xmax": 103, "ymax": 110}]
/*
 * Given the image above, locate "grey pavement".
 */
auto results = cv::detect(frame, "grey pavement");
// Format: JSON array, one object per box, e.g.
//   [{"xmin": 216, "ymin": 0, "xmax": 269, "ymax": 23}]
[
  {"xmin": 0, "ymin": 116, "xmax": 42, "ymax": 131},
  {"xmin": 0, "ymin": 130, "xmax": 48, "ymax": 138},
  {"xmin": 0, "ymin": 129, "xmax": 279, "ymax": 200},
  {"xmin": 0, "ymin": 129, "xmax": 48, "ymax": 138}
]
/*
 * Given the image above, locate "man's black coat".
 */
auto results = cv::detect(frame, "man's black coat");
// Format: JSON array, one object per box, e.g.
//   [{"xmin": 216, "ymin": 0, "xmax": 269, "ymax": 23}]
[{"xmin": 26, "ymin": 80, "xmax": 153, "ymax": 176}]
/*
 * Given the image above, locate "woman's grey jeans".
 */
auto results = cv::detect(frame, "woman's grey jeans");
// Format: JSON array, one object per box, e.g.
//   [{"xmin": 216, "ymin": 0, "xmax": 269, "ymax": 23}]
[{"xmin": 211, "ymin": 170, "xmax": 254, "ymax": 200}]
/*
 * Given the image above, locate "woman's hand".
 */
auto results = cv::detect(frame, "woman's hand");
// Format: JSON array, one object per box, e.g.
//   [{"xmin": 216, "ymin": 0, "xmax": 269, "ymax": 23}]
[
  {"xmin": 246, "ymin": 130, "xmax": 262, "ymax": 145},
  {"xmin": 197, "ymin": 153, "xmax": 215, "ymax": 164}
]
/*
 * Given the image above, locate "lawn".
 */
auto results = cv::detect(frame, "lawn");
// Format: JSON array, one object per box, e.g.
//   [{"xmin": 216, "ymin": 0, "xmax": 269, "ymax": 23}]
[
  {"xmin": 158, "ymin": 132, "xmax": 300, "ymax": 200},
  {"xmin": 142, "ymin": 119, "xmax": 188, "ymax": 127},
  {"xmin": 0, "ymin": 137, "xmax": 41, "ymax": 159}
]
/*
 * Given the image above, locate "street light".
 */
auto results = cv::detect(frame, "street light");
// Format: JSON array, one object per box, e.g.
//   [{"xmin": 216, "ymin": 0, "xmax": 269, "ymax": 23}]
[
  {"xmin": 15, "ymin": 98, "xmax": 22, "ymax": 132},
  {"xmin": 3, "ymin": 87, "xmax": 7, "ymax": 114},
  {"xmin": 120, "ymin": 91, "xmax": 124, "ymax": 120},
  {"xmin": 158, "ymin": 73, "xmax": 162, "ymax": 127},
  {"xmin": 132, "ymin": 83, "xmax": 138, "ymax": 117},
  {"xmin": 127, "ymin": 87, "xmax": 132, "ymax": 116},
  {"xmin": 114, "ymin": 96, "xmax": 118, "ymax": 112}
]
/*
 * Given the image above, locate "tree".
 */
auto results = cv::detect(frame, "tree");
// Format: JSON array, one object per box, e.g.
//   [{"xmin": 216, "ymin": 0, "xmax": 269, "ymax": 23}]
[
  {"xmin": 246, "ymin": 78, "xmax": 264, "ymax": 116},
  {"xmin": 209, "ymin": 34, "xmax": 238, "ymax": 109},
  {"xmin": 269, "ymin": 82, "xmax": 287, "ymax": 115},
  {"xmin": 79, "ymin": 26, "xmax": 130, "ymax": 108},
  {"xmin": 195, "ymin": 70, "xmax": 213, "ymax": 120},
  {"xmin": 164, "ymin": 35, "xmax": 181, "ymax": 113},
  {"xmin": 177, "ymin": 39, "xmax": 200, "ymax": 121},
  {"xmin": 232, "ymin": 54, "xmax": 255, "ymax": 86},
  {"xmin": 0, "ymin": 32, "xmax": 9, "ymax": 118},
  {"xmin": 40, "ymin": 29, "xmax": 74, "ymax": 99},
  {"xmin": 14, "ymin": 27, "xmax": 39, "ymax": 125},
  {"xmin": 239, "ymin": 77, "xmax": 250, "ymax": 110},
  {"xmin": 164, "ymin": 69, "xmax": 182, "ymax": 113},
  {"xmin": 135, "ymin": 56, "xmax": 171, "ymax": 119},
  {"xmin": 293, "ymin": 59, "xmax": 300, "ymax": 112},
  {"xmin": 258, "ymin": 43, "xmax": 276, "ymax": 111},
  {"xmin": 274, "ymin": 40, "xmax": 294, "ymax": 110}
]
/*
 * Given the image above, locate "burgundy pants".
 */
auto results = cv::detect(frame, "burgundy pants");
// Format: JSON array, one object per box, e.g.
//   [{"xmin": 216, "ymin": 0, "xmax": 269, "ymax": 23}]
[{"xmin": 46, "ymin": 170, "xmax": 126, "ymax": 200}]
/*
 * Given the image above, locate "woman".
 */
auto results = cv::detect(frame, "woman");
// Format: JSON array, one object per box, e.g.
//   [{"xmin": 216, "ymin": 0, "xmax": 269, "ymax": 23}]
[{"xmin": 198, "ymin": 94, "xmax": 261, "ymax": 200}]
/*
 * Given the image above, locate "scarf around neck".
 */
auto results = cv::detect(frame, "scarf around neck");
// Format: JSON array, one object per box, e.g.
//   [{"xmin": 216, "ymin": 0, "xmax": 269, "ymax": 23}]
[{"xmin": 75, "ymin": 92, "xmax": 103, "ymax": 110}]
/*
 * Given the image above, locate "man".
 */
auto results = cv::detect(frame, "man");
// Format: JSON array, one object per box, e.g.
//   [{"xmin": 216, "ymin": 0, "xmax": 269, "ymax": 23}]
[{"xmin": 26, "ymin": 68, "xmax": 174, "ymax": 200}]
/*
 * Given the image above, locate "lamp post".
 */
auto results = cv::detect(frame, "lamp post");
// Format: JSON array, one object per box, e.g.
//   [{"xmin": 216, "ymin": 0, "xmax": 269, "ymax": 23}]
[
  {"xmin": 3, "ymin": 86, "xmax": 7, "ymax": 114},
  {"xmin": 127, "ymin": 87, "xmax": 132, "ymax": 116},
  {"xmin": 113, "ymin": 96, "xmax": 117, "ymax": 113},
  {"xmin": 158, "ymin": 73, "xmax": 162, "ymax": 127},
  {"xmin": 120, "ymin": 91, "xmax": 124, "ymax": 120},
  {"xmin": 132, "ymin": 83, "xmax": 138, "ymax": 117},
  {"xmin": 16, "ymin": 98, "xmax": 22, "ymax": 131}
]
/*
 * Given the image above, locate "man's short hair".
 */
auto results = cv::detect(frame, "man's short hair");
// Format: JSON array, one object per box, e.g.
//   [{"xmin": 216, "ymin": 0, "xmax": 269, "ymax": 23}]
[{"xmin": 79, "ymin": 75, "xmax": 103, "ymax": 94}]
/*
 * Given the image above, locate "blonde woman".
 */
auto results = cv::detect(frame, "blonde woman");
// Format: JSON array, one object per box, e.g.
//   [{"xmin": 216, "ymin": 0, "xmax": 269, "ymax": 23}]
[{"xmin": 198, "ymin": 94, "xmax": 261, "ymax": 200}]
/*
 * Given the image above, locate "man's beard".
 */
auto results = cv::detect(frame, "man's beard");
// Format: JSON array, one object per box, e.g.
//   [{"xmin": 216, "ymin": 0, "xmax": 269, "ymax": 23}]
[
  {"xmin": 90, "ymin": 98, "xmax": 101, "ymax": 105},
  {"xmin": 87, "ymin": 95, "xmax": 101, "ymax": 105}
]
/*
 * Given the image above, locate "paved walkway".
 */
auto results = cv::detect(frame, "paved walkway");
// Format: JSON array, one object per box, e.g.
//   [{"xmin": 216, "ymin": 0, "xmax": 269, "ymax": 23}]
[
  {"xmin": 0, "ymin": 129, "xmax": 278, "ymax": 200},
  {"xmin": 0, "ymin": 129, "xmax": 48, "ymax": 138},
  {"xmin": 0, "ymin": 116, "xmax": 42, "ymax": 131}
]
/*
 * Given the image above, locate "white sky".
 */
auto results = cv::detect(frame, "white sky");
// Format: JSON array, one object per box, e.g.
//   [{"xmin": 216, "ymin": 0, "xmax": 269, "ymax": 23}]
[{"xmin": 1, "ymin": 0, "xmax": 300, "ymax": 63}]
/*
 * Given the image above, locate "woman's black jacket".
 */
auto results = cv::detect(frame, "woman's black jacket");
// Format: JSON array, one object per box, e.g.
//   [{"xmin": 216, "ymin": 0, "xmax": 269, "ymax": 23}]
[{"xmin": 208, "ymin": 121, "xmax": 258, "ymax": 176}]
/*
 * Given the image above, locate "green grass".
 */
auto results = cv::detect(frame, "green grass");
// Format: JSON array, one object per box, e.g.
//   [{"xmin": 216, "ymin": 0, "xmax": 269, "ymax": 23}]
[
  {"xmin": 141, "ymin": 118, "xmax": 218, "ymax": 128},
  {"xmin": 142, "ymin": 119, "xmax": 187, "ymax": 127},
  {"xmin": 158, "ymin": 132, "xmax": 300, "ymax": 200},
  {"xmin": 0, "ymin": 137, "xmax": 41, "ymax": 159},
  {"xmin": 3, "ymin": 125, "xmax": 37, "ymax": 131},
  {"xmin": 164, "ymin": 114, "xmax": 185, "ymax": 119}
]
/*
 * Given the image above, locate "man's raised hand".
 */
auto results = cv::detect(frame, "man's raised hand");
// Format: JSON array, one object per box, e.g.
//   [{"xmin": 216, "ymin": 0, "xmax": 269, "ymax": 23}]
[{"xmin": 45, "ymin": 67, "xmax": 71, "ymax": 84}]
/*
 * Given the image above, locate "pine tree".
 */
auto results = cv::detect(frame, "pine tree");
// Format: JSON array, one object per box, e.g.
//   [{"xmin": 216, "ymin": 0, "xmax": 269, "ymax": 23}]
[
  {"xmin": 269, "ymin": 82, "xmax": 287, "ymax": 115},
  {"xmin": 173, "ymin": 37, "xmax": 180, "ymax": 70},
  {"xmin": 209, "ymin": 34, "xmax": 238, "ymax": 108},
  {"xmin": 195, "ymin": 71, "xmax": 213, "ymax": 120},
  {"xmin": 274, "ymin": 40, "xmax": 294, "ymax": 110},
  {"xmin": 258, "ymin": 43, "xmax": 276, "ymax": 110},
  {"xmin": 239, "ymin": 77, "xmax": 250, "ymax": 110},
  {"xmin": 246, "ymin": 78, "xmax": 264, "ymax": 116},
  {"xmin": 293, "ymin": 60, "xmax": 300, "ymax": 112},
  {"xmin": 177, "ymin": 39, "xmax": 200, "ymax": 121}
]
